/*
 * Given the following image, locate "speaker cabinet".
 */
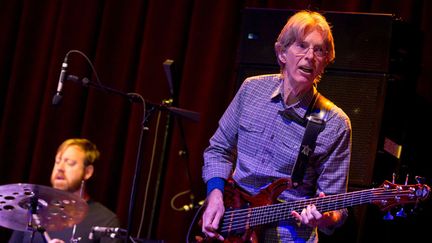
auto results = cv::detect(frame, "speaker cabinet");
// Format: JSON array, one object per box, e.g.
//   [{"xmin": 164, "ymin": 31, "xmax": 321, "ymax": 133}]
[
  {"xmin": 238, "ymin": 8, "xmax": 393, "ymax": 72},
  {"xmin": 319, "ymin": 71, "xmax": 387, "ymax": 187}
]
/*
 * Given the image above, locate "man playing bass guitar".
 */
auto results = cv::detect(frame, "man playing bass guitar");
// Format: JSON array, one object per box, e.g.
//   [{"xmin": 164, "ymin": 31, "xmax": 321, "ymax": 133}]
[{"xmin": 201, "ymin": 10, "xmax": 351, "ymax": 242}]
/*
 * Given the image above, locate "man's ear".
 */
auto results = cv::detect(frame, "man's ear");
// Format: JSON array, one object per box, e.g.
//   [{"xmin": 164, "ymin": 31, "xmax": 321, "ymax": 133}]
[
  {"xmin": 278, "ymin": 52, "xmax": 287, "ymax": 63},
  {"xmin": 84, "ymin": 164, "xmax": 94, "ymax": 180},
  {"xmin": 275, "ymin": 42, "xmax": 287, "ymax": 64}
]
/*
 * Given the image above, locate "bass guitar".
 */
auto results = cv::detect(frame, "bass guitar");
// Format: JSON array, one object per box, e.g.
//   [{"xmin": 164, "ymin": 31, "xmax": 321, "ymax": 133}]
[{"xmin": 188, "ymin": 177, "xmax": 430, "ymax": 242}]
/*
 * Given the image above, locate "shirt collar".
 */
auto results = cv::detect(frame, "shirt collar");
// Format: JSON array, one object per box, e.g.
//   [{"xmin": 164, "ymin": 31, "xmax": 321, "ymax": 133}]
[
  {"xmin": 270, "ymin": 77, "xmax": 317, "ymax": 110},
  {"xmin": 270, "ymin": 76, "xmax": 283, "ymax": 101}
]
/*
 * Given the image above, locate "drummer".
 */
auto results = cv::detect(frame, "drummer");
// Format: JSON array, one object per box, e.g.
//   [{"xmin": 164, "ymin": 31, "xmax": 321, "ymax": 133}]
[{"xmin": 9, "ymin": 138, "xmax": 122, "ymax": 243}]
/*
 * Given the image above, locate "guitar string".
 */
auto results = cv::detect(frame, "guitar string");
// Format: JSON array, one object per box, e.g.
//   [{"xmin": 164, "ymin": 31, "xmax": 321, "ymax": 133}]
[
  {"xmin": 221, "ymin": 189, "xmax": 418, "ymax": 232},
  {"xmin": 220, "ymin": 189, "xmax": 412, "ymax": 231},
  {"xmin": 220, "ymin": 189, "xmax": 411, "ymax": 232},
  {"xmin": 218, "ymin": 188, "xmax": 417, "ymax": 232}
]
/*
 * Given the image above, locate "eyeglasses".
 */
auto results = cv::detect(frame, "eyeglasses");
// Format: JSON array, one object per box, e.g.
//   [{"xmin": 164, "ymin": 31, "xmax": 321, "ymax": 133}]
[{"xmin": 291, "ymin": 41, "xmax": 327, "ymax": 58}]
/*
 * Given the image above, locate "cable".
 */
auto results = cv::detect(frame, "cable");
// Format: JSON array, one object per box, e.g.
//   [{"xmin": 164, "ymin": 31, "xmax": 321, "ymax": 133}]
[
  {"xmin": 64, "ymin": 50, "xmax": 103, "ymax": 87},
  {"xmin": 185, "ymin": 203, "xmax": 205, "ymax": 243},
  {"xmin": 136, "ymin": 110, "xmax": 162, "ymax": 238},
  {"xmin": 170, "ymin": 189, "xmax": 192, "ymax": 211},
  {"xmin": 124, "ymin": 92, "xmax": 146, "ymax": 243}
]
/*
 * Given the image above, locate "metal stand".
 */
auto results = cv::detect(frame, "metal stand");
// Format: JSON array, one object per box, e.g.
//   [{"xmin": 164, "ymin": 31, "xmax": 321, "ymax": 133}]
[{"xmin": 27, "ymin": 196, "xmax": 51, "ymax": 243}]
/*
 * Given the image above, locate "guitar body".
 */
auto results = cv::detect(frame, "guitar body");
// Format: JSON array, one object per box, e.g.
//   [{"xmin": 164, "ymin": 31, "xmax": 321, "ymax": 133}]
[{"xmin": 193, "ymin": 178, "xmax": 292, "ymax": 243}]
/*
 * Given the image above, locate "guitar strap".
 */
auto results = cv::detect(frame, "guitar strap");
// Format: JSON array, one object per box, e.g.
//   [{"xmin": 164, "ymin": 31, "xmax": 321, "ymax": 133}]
[{"xmin": 290, "ymin": 92, "xmax": 333, "ymax": 187}]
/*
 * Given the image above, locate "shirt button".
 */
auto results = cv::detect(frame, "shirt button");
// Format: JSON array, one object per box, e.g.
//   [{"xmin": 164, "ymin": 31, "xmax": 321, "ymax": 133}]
[{"xmin": 271, "ymin": 134, "xmax": 275, "ymax": 140}]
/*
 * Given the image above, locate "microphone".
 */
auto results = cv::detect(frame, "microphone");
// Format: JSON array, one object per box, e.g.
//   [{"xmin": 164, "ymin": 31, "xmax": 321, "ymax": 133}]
[
  {"xmin": 88, "ymin": 226, "xmax": 127, "ymax": 240},
  {"xmin": 52, "ymin": 55, "xmax": 69, "ymax": 105}
]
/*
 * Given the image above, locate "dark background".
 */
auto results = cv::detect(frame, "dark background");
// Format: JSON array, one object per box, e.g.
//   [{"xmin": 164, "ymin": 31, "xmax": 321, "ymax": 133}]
[{"xmin": 0, "ymin": 1, "xmax": 431, "ymax": 242}]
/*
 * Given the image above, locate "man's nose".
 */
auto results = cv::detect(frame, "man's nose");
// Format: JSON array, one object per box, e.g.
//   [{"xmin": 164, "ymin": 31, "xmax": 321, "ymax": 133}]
[
  {"xmin": 56, "ymin": 161, "xmax": 66, "ymax": 170},
  {"xmin": 304, "ymin": 47, "xmax": 315, "ymax": 58}
]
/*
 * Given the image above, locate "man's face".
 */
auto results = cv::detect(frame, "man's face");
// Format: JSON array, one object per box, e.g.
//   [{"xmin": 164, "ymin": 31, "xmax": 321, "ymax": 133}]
[
  {"xmin": 50, "ymin": 145, "xmax": 89, "ymax": 193},
  {"xmin": 279, "ymin": 30, "xmax": 327, "ymax": 86}
]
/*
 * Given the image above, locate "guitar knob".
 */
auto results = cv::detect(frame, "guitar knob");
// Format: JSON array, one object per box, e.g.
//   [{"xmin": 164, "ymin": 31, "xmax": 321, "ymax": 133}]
[
  {"xmin": 383, "ymin": 211, "xmax": 394, "ymax": 220},
  {"xmin": 396, "ymin": 208, "xmax": 407, "ymax": 218}
]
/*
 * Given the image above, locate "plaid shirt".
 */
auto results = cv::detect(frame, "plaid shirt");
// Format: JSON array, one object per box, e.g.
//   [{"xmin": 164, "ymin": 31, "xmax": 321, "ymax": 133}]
[{"xmin": 202, "ymin": 74, "xmax": 351, "ymax": 242}]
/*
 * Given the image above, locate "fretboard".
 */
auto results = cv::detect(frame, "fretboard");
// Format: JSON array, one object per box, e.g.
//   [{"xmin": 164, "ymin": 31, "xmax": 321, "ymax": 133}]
[{"xmin": 219, "ymin": 187, "xmax": 408, "ymax": 233}]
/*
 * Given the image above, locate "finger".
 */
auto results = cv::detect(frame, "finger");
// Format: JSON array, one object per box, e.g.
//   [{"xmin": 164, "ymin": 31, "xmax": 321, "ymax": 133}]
[
  {"xmin": 291, "ymin": 210, "xmax": 301, "ymax": 221},
  {"xmin": 215, "ymin": 232, "xmax": 225, "ymax": 241},
  {"xmin": 291, "ymin": 211, "xmax": 302, "ymax": 227},
  {"xmin": 310, "ymin": 205, "xmax": 322, "ymax": 219},
  {"xmin": 204, "ymin": 230, "xmax": 225, "ymax": 241},
  {"xmin": 204, "ymin": 225, "xmax": 222, "ymax": 239},
  {"xmin": 303, "ymin": 206, "xmax": 312, "ymax": 224},
  {"xmin": 305, "ymin": 205, "xmax": 314, "ymax": 221},
  {"xmin": 202, "ymin": 210, "xmax": 215, "ymax": 233},
  {"xmin": 211, "ymin": 210, "xmax": 223, "ymax": 230},
  {"xmin": 318, "ymin": 192, "xmax": 326, "ymax": 198},
  {"xmin": 204, "ymin": 225, "xmax": 216, "ymax": 235}
]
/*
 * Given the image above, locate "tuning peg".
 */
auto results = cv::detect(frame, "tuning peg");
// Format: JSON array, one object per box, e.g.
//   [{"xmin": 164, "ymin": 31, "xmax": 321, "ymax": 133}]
[
  {"xmin": 405, "ymin": 174, "xmax": 409, "ymax": 185},
  {"xmin": 415, "ymin": 176, "xmax": 426, "ymax": 184},
  {"xmin": 383, "ymin": 211, "xmax": 394, "ymax": 220},
  {"xmin": 392, "ymin": 172, "xmax": 396, "ymax": 184},
  {"xmin": 396, "ymin": 207, "xmax": 407, "ymax": 218}
]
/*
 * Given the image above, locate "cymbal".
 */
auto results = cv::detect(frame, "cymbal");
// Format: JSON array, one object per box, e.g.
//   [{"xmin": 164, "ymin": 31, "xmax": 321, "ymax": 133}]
[{"xmin": 0, "ymin": 183, "xmax": 88, "ymax": 232}]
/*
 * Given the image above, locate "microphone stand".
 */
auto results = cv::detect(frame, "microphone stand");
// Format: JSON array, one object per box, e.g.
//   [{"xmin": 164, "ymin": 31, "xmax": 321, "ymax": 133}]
[
  {"xmin": 146, "ymin": 60, "xmax": 195, "ymax": 238},
  {"xmin": 61, "ymin": 74, "xmax": 199, "ymax": 242},
  {"xmin": 65, "ymin": 75, "xmax": 200, "ymax": 121},
  {"xmin": 28, "ymin": 196, "xmax": 50, "ymax": 243}
]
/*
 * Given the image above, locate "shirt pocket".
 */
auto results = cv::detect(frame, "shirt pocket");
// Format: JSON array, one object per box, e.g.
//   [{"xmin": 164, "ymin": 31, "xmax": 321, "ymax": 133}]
[
  {"xmin": 238, "ymin": 118, "xmax": 265, "ymax": 157},
  {"xmin": 269, "ymin": 137, "xmax": 300, "ymax": 175}
]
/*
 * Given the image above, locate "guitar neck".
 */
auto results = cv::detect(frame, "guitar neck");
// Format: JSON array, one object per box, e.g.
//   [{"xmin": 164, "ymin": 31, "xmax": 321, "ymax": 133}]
[
  {"xmin": 221, "ymin": 186, "xmax": 402, "ymax": 231},
  {"xmin": 288, "ymin": 189, "xmax": 372, "ymax": 212},
  {"xmin": 253, "ymin": 189, "xmax": 375, "ymax": 226}
]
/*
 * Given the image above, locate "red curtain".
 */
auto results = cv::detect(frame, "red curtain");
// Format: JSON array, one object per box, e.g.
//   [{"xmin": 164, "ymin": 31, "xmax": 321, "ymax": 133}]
[{"xmin": 0, "ymin": 0, "xmax": 431, "ymax": 242}]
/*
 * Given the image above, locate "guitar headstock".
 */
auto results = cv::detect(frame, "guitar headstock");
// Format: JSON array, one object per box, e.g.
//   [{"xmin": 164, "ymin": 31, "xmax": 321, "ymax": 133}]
[{"xmin": 371, "ymin": 180, "xmax": 431, "ymax": 212}]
